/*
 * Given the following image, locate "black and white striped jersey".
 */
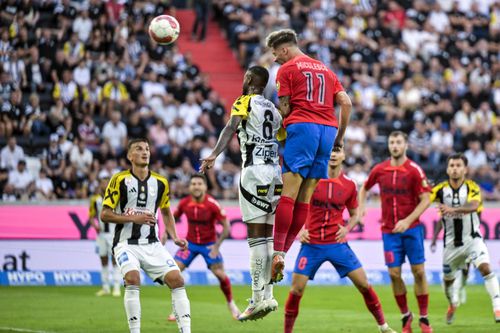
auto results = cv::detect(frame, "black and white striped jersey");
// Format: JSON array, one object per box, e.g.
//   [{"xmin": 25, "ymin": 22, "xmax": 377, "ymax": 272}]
[
  {"xmin": 430, "ymin": 179, "xmax": 483, "ymax": 248},
  {"xmin": 103, "ymin": 170, "xmax": 170, "ymax": 248}
]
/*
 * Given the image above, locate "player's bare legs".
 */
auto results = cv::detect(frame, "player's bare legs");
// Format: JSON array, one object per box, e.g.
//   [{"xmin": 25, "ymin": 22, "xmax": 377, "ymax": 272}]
[
  {"xmin": 411, "ymin": 264, "xmax": 432, "ymax": 332},
  {"xmin": 477, "ymin": 263, "xmax": 500, "ymax": 322},
  {"xmin": 284, "ymin": 273, "xmax": 308, "ymax": 333},
  {"xmin": 123, "ymin": 270, "xmax": 142, "ymax": 333},
  {"xmin": 388, "ymin": 266, "xmax": 413, "ymax": 333},
  {"xmin": 443, "ymin": 275, "xmax": 458, "ymax": 324},
  {"xmin": 164, "ymin": 270, "xmax": 191, "ymax": 333},
  {"xmin": 348, "ymin": 268, "xmax": 397, "ymax": 333},
  {"xmin": 210, "ymin": 263, "xmax": 240, "ymax": 319}
]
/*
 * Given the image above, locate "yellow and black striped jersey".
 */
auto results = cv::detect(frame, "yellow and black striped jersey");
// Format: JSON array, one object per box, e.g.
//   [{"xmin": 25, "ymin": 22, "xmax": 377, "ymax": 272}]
[
  {"xmin": 103, "ymin": 170, "xmax": 170, "ymax": 248},
  {"xmin": 231, "ymin": 94, "xmax": 283, "ymax": 167},
  {"xmin": 430, "ymin": 179, "xmax": 483, "ymax": 248}
]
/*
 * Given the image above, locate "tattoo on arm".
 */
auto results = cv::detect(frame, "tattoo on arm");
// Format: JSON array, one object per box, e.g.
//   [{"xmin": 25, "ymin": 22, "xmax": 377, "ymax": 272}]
[{"xmin": 278, "ymin": 96, "xmax": 291, "ymax": 118}]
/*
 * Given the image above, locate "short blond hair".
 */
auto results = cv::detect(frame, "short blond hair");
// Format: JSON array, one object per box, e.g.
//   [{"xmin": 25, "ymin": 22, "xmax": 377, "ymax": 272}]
[{"xmin": 265, "ymin": 29, "xmax": 298, "ymax": 49}]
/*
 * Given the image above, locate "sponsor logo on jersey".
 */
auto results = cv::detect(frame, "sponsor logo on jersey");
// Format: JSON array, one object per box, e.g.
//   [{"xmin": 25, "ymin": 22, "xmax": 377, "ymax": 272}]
[
  {"xmin": 256, "ymin": 185, "xmax": 270, "ymax": 196},
  {"xmin": 129, "ymin": 187, "xmax": 137, "ymax": 193}
]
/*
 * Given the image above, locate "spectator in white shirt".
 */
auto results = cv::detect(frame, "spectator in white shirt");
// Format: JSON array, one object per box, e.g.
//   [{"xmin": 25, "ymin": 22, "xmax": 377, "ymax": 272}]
[
  {"xmin": 0, "ymin": 137, "xmax": 25, "ymax": 171},
  {"xmin": 169, "ymin": 117, "xmax": 194, "ymax": 146},
  {"xmin": 72, "ymin": 10, "xmax": 93, "ymax": 43},
  {"xmin": 69, "ymin": 138, "xmax": 93, "ymax": 179},
  {"xmin": 102, "ymin": 110, "xmax": 127, "ymax": 154},
  {"xmin": 178, "ymin": 92, "xmax": 202, "ymax": 128},
  {"xmin": 35, "ymin": 169, "xmax": 55, "ymax": 200},
  {"xmin": 430, "ymin": 121, "xmax": 454, "ymax": 167},
  {"xmin": 73, "ymin": 59, "xmax": 91, "ymax": 87},
  {"xmin": 4, "ymin": 160, "xmax": 34, "ymax": 200},
  {"xmin": 428, "ymin": 3, "xmax": 450, "ymax": 33},
  {"xmin": 464, "ymin": 140, "xmax": 487, "ymax": 174}
]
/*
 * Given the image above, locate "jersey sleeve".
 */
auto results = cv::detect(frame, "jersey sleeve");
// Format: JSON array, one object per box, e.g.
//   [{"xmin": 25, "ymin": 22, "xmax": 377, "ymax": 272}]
[
  {"xmin": 230, "ymin": 95, "xmax": 251, "ymax": 119},
  {"xmin": 173, "ymin": 198, "xmax": 184, "ymax": 218},
  {"xmin": 276, "ymin": 65, "xmax": 292, "ymax": 97},
  {"xmin": 363, "ymin": 166, "xmax": 379, "ymax": 190},
  {"xmin": 345, "ymin": 185, "xmax": 358, "ymax": 210},
  {"xmin": 430, "ymin": 183, "xmax": 444, "ymax": 203},
  {"xmin": 410, "ymin": 163, "xmax": 431, "ymax": 194},
  {"xmin": 158, "ymin": 179, "xmax": 170, "ymax": 209},
  {"xmin": 103, "ymin": 174, "xmax": 121, "ymax": 209},
  {"xmin": 466, "ymin": 180, "xmax": 482, "ymax": 203},
  {"xmin": 332, "ymin": 72, "xmax": 345, "ymax": 96}
]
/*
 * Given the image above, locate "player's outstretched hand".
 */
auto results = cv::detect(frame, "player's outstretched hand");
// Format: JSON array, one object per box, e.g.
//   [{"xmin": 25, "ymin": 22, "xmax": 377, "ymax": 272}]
[
  {"xmin": 207, "ymin": 244, "xmax": 220, "ymax": 259},
  {"xmin": 200, "ymin": 154, "xmax": 216, "ymax": 173},
  {"xmin": 174, "ymin": 238, "xmax": 188, "ymax": 250},
  {"xmin": 393, "ymin": 219, "xmax": 410, "ymax": 233},
  {"xmin": 335, "ymin": 225, "xmax": 348, "ymax": 242},
  {"xmin": 133, "ymin": 213, "xmax": 156, "ymax": 226},
  {"xmin": 299, "ymin": 229, "xmax": 310, "ymax": 243}
]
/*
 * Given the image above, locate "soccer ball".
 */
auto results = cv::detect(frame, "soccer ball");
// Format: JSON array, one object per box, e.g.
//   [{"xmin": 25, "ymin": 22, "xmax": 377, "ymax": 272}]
[{"xmin": 148, "ymin": 15, "xmax": 180, "ymax": 45}]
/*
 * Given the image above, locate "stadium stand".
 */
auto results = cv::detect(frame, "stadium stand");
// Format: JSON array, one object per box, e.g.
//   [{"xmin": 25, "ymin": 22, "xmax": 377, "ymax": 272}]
[{"xmin": 0, "ymin": 0, "xmax": 498, "ymax": 202}]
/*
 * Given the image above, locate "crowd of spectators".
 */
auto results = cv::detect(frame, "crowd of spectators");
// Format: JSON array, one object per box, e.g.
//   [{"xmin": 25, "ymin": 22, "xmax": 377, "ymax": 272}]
[
  {"xmin": 215, "ymin": 0, "xmax": 500, "ymax": 200},
  {"xmin": 0, "ymin": 0, "xmax": 499, "ymax": 202},
  {"xmin": 0, "ymin": 0, "xmax": 240, "ymax": 201}
]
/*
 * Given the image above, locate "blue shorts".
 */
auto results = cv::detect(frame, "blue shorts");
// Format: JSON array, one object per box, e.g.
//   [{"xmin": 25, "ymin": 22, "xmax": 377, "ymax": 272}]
[
  {"xmin": 293, "ymin": 243, "xmax": 362, "ymax": 279},
  {"xmin": 283, "ymin": 123, "xmax": 337, "ymax": 179},
  {"xmin": 382, "ymin": 224, "xmax": 425, "ymax": 267},
  {"xmin": 174, "ymin": 241, "xmax": 223, "ymax": 268}
]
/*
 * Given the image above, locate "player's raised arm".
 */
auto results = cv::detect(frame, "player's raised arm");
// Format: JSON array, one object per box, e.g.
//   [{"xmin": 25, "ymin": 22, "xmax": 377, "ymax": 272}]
[
  {"xmin": 200, "ymin": 114, "xmax": 242, "ymax": 172},
  {"xmin": 333, "ymin": 91, "xmax": 352, "ymax": 150}
]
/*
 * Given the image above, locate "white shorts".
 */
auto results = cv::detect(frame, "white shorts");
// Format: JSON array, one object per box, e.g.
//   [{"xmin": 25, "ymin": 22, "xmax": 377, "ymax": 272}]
[
  {"xmin": 443, "ymin": 237, "xmax": 490, "ymax": 279},
  {"xmin": 114, "ymin": 242, "xmax": 179, "ymax": 284},
  {"xmin": 239, "ymin": 164, "xmax": 282, "ymax": 222},
  {"xmin": 96, "ymin": 233, "xmax": 113, "ymax": 257}
]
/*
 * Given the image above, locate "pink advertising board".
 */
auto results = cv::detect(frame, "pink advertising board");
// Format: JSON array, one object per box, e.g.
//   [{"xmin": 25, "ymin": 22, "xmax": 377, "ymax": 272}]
[{"xmin": 0, "ymin": 205, "xmax": 499, "ymax": 240}]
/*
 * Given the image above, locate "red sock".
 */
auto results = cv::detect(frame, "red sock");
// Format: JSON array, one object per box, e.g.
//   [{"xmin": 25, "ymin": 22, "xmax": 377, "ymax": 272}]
[
  {"xmin": 395, "ymin": 293, "xmax": 409, "ymax": 314},
  {"xmin": 274, "ymin": 196, "xmax": 295, "ymax": 252},
  {"xmin": 361, "ymin": 286, "xmax": 386, "ymax": 325},
  {"xmin": 219, "ymin": 275, "xmax": 233, "ymax": 303},
  {"xmin": 416, "ymin": 294, "xmax": 429, "ymax": 317},
  {"xmin": 284, "ymin": 202, "xmax": 309, "ymax": 252},
  {"xmin": 284, "ymin": 292, "xmax": 302, "ymax": 333}
]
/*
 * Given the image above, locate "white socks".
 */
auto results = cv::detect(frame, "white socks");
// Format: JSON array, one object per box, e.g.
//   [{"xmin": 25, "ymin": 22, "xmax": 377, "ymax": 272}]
[
  {"xmin": 248, "ymin": 237, "xmax": 267, "ymax": 303},
  {"xmin": 264, "ymin": 237, "xmax": 274, "ymax": 300},
  {"xmin": 484, "ymin": 272, "xmax": 500, "ymax": 309},
  {"xmin": 172, "ymin": 287, "xmax": 191, "ymax": 333},
  {"xmin": 101, "ymin": 266, "xmax": 110, "ymax": 292},
  {"xmin": 124, "ymin": 285, "xmax": 141, "ymax": 333}
]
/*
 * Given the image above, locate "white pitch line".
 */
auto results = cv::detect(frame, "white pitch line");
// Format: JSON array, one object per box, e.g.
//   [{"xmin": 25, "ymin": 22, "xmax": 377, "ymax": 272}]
[{"xmin": 0, "ymin": 327, "xmax": 56, "ymax": 333}]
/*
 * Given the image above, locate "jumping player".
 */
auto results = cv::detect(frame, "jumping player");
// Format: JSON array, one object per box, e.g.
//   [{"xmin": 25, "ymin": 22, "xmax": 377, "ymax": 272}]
[
  {"xmin": 358, "ymin": 131, "xmax": 433, "ymax": 333},
  {"xmin": 265, "ymin": 29, "xmax": 352, "ymax": 282},
  {"xmin": 430, "ymin": 153, "xmax": 500, "ymax": 324},
  {"xmin": 201, "ymin": 66, "xmax": 282, "ymax": 321},
  {"xmin": 101, "ymin": 138, "xmax": 191, "ymax": 333},
  {"xmin": 284, "ymin": 147, "xmax": 397, "ymax": 333},
  {"xmin": 167, "ymin": 173, "xmax": 240, "ymax": 321},
  {"xmin": 89, "ymin": 175, "xmax": 122, "ymax": 297}
]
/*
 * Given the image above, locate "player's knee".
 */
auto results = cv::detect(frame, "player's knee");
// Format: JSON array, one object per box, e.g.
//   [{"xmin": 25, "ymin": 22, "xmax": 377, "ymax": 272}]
[
  {"xmin": 478, "ymin": 263, "xmax": 492, "ymax": 277},
  {"xmin": 412, "ymin": 268, "xmax": 426, "ymax": 282},
  {"xmin": 124, "ymin": 272, "xmax": 141, "ymax": 286},
  {"xmin": 355, "ymin": 282, "xmax": 370, "ymax": 294},
  {"xmin": 165, "ymin": 271, "xmax": 185, "ymax": 289},
  {"xmin": 388, "ymin": 270, "xmax": 402, "ymax": 282},
  {"xmin": 290, "ymin": 284, "xmax": 305, "ymax": 296}
]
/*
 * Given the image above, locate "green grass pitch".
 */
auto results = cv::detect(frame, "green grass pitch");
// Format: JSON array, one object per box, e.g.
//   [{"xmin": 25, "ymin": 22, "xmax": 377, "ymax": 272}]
[{"xmin": 0, "ymin": 285, "xmax": 497, "ymax": 332}]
